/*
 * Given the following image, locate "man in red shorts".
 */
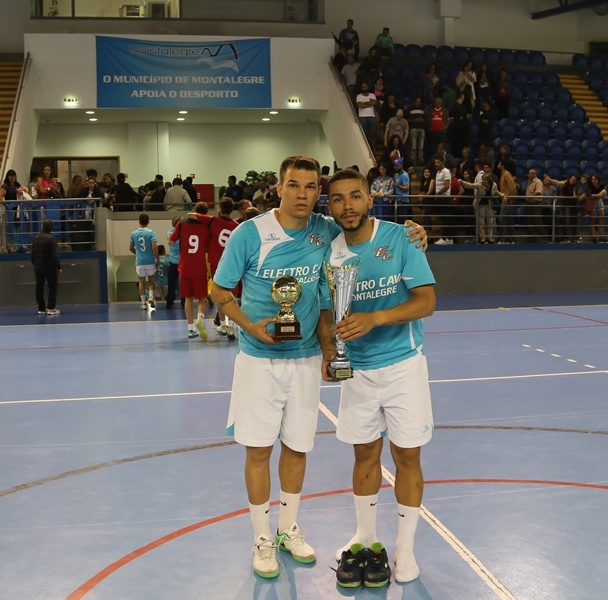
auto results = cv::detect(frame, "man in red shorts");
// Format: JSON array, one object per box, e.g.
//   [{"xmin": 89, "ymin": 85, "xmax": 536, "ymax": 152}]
[{"xmin": 169, "ymin": 203, "xmax": 211, "ymax": 340}]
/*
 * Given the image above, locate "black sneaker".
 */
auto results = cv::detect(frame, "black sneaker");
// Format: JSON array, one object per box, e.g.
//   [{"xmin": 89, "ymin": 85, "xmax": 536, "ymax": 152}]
[
  {"xmin": 363, "ymin": 542, "xmax": 391, "ymax": 588},
  {"xmin": 213, "ymin": 312, "xmax": 221, "ymax": 326},
  {"xmin": 336, "ymin": 543, "xmax": 364, "ymax": 588}
]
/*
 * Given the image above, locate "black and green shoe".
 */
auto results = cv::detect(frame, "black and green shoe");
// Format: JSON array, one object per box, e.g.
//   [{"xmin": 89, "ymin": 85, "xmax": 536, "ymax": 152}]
[
  {"xmin": 363, "ymin": 542, "xmax": 391, "ymax": 588},
  {"xmin": 336, "ymin": 543, "xmax": 365, "ymax": 588}
]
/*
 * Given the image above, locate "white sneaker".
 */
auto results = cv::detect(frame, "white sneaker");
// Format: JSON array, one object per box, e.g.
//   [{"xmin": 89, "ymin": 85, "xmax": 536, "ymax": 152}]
[
  {"xmin": 252, "ymin": 534, "xmax": 280, "ymax": 578},
  {"xmin": 140, "ymin": 303, "xmax": 147, "ymax": 310},
  {"xmin": 444, "ymin": 238, "xmax": 454, "ymax": 245},
  {"xmin": 434, "ymin": 238, "xmax": 447, "ymax": 245},
  {"xmin": 46, "ymin": 308, "xmax": 60, "ymax": 315},
  {"xmin": 195, "ymin": 318, "xmax": 207, "ymax": 342},
  {"xmin": 216, "ymin": 324, "xmax": 227, "ymax": 335},
  {"xmin": 148, "ymin": 298, "xmax": 156, "ymax": 309},
  {"xmin": 275, "ymin": 522, "xmax": 316, "ymax": 564}
]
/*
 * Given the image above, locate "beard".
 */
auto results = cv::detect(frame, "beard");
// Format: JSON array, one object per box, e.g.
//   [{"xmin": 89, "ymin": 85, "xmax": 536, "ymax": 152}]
[{"xmin": 337, "ymin": 210, "xmax": 369, "ymax": 232}]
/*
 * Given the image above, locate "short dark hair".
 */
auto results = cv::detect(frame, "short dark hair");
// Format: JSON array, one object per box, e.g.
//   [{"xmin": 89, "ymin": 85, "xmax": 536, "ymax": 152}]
[
  {"xmin": 194, "ymin": 202, "xmax": 208, "ymax": 214},
  {"xmin": 172, "ymin": 177, "xmax": 182, "ymax": 186},
  {"xmin": 279, "ymin": 155, "xmax": 321, "ymax": 183},
  {"xmin": 42, "ymin": 219, "xmax": 53, "ymax": 233},
  {"xmin": 219, "ymin": 197, "xmax": 234, "ymax": 215},
  {"xmin": 86, "ymin": 168, "xmax": 97, "ymax": 178},
  {"xmin": 328, "ymin": 168, "xmax": 370, "ymax": 194},
  {"xmin": 117, "ymin": 173, "xmax": 126, "ymax": 182},
  {"xmin": 157, "ymin": 244, "xmax": 166, "ymax": 255},
  {"xmin": 139, "ymin": 213, "xmax": 149, "ymax": 226}
]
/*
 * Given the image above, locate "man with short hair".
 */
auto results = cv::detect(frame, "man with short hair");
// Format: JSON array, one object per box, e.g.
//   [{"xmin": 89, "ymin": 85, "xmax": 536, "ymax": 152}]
[
  {"xmin": 236, "ymin": 199, "xmax": 253, "ymax": 223},
  {"xmin": 405, "ymin": 97, "xmax": 426, "ymax": 166},
  {"xmin": 341, "ymin": 53, "xmax": 361, "ymax": 105},
  {"xmin": 384, "ymin": 108, "xmax": 409, "ymax": 148},
  {"xmin": 433, "ymin": 156, "xmax": 454, "ymax": 245},
  {"xmin": 356, "ymin": 82, "xmax": 378, "ymax": 150},
  {"xmin": 338, "ymin": 19, "xmax": 358, "ymax": 50},
  {"xmin": 32, "ymin": 219, "xmax": 62, "ymax": 315},
  {"xmin": 525, "ymin": 169, "xmax": 546, "ymax": 243},
  {"xmin": 323, "ymin": 169, "xmax": 435, "ymax": 587},
  {"xmin": 392, "ymin": 158, "xmax": 411, "ymax": 224},
  {"xmin": 129, "ymin": 213, "xmax": 159, "ymax": 310},
  {"xmin": 426, "ymin": 96, "xmax": 449, "ymax": 152},
  {"xmin": 112, "ymin": 173, "xmax": 139, "ymax": 212},
  {"xmin": 375, "ymin": 27, "xmax": 394, "ymax": 60},
  {"xmin": 164, "ymin": 177, "xmax": 190, "ymax": 212},
  {"xmin": 226, "ymin": 176, "xmax": 244, "ymax": 203},
  {"xmin": 451, "ymin": 91, "xmax": 469, "ymax": 157}
]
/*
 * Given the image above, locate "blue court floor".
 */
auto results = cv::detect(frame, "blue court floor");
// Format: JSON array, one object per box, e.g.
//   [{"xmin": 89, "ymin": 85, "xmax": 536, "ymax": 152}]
[{"xmin": 0, "ymin": 291, "xmax": 607, "ymax": 599}]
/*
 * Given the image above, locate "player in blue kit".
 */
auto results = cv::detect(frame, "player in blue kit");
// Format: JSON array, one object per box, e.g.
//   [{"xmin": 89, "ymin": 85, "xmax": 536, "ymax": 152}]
[
  {"xmin": 211, "ymin": 156, "xmax": 428, "ymax": 580},
  {"xmin": 322, "ymin": 169, "xmax": 436, "ymax": 588},
  {"xmin": 129, "ymin": 213, "xmax": 159, "ymax": 310}
]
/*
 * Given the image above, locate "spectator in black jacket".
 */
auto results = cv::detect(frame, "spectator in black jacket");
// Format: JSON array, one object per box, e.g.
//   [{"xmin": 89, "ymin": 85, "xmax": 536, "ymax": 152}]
[
  {"xmin": 112, "ymin": 173, "xmax": 139, "ymax": 212},
  {"xmin": 32, "ymin": 219, "xmax": 62, "ymax": 315}
]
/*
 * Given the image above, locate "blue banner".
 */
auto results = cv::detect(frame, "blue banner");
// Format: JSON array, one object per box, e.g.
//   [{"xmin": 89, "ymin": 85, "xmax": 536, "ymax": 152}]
[{"xmin": 96, "ymin": 37, "xmax": 271, "ymax": 108}]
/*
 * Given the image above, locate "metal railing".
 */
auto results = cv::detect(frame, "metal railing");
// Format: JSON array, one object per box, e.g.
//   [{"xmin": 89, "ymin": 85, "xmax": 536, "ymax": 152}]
[
  {"xmin": 0, "ymin": 198, "xmax": 96, "ymax": 253},
  {"xmin": 317, "ymin": 194, "xmax": 606, "ymax": 244}
]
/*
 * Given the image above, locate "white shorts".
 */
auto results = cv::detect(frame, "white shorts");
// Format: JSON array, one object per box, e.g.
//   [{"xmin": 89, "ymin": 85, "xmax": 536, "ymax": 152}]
[
  {"xmin": 337, "ymin": 351, "xmax": 433, "ymax": 449},
  {"xmin": 227, "ymin": 352, "xmax": 322, "ymax": 452},
  {"xmin": 136, "ymin": 264, "xmax": 156, "ymax": 278}
]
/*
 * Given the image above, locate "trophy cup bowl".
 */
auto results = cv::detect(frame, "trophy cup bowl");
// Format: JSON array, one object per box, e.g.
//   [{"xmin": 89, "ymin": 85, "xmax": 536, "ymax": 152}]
[
  {"xmin": 271, "ymin": 275, "xmax": 303, "ymax": 341},
  {"xmin": 324, "ymin": 260, "xmax": 360, "ymax": 380}
]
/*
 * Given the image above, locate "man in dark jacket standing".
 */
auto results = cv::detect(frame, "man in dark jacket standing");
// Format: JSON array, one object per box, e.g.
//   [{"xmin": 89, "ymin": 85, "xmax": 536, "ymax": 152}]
[{"xmin": 32, "ymin": 219, "xmax": 62, "ymax": 315}]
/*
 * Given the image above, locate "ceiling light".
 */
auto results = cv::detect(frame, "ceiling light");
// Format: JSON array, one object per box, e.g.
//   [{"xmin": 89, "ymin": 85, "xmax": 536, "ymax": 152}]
[
  {"xmin": 177, "ymin": 117, "xmax": 185, "ymax": 121},
  {"xmin": 85, "ymin": 110, "xmax": 95, "ymax": 115},
  {"xmin": 262, "ymin": 117, "xmax": 270, "ymax": 121},
  {"xmin": 89, "ymin": 118, "xmax": 97, "ymax": 122},
  {"xmin": 179, "ymin": 110, "xmax": 188, "ymax": 114},
  {"xmin": 270, "ymin": 111, "xmax": 278, "ymax": 115}
]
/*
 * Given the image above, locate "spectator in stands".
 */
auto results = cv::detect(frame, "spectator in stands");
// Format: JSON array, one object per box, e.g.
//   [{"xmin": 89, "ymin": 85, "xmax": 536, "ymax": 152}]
[
  {"xmin": 478, "ymin": 144, "xmax": 496, "ymax": 169},
  {"xmin": 498, "ymin": 162, "xmax": 518, "ymax": 243},
  {"xmin": 495, "ymin": 69, "xmax": 511, "ymax": 120},
  {"xmin": 586, "ymin": 173, "xmax": 606, "ymax": 243},
  {"xmin": 333, "ymin": 45, "xmax": 348, "ymax": 73},
  {"xmin": 494, "ymin": 144, "xmax": 516, "ymax": 179},
  {"xmin": 423, "ymin": 64, "xmax": 441, "ymax": 106},
  {"xmin": 433, "ymin": 142, "xmax": 455, "ymax": 170},
  {"xmin": 253, "ymin": 180, "xmax": 271, "ymax": 209},
  {"xmin": 349, "ymin": 36, "xmax": 360, "ymax": 61},
  {"xmin": 225, "ymin": 175, "xmax": 244, "ymax": 203},
  {"xmin": 545, "ymin": 174, "xmax": 579, "ymax": 243},
  {"xmin": 373, "ymin": 76, "xmax": 385, "ymax": 105},
  {"xmin": 112, "ymin": 173, "xmax": 138, "ymax": 212},
  {"xmin": 337, "ymin": 19, "xmax": 358, "ymax": 51},
  {"xmin": 86, "ymin": 168, "xmax": 98, "ymax": 182},
  {"xmin": 183, "ymin": 177, "xmax": 198, "ymax": 205},
  {"xmin": 405, "ymin": 97, "xmax": 426, "ymax": 167},
  {"xmin": 102, "ymin": 172, "xmax": 115, "ymax": 190},
  {"xmin": 384, "ymin": 108, "xmax": 409, "ymax": 148},
  {"xmin": 524, "ymin": 169, "xmax": 546, "ymax": 243},
  {"xmin": 433, "ymin": 155, "xmax": 454, "ymax": 245},
  {"xmin": 375, "ymin": 27, "xmax": 394, "ymax": 60},
  {"xmin": 451, "ymin": 91, "xmax": 470, "ymax": 157},
  {"xmin": 457, "ymin": 147, "xmax": 475, "ymax": 179},
  {"xmin": 356, "ymin": 81, "xmax": 378, "ymax": 150},
  {"xmin": 392, "ymin": 158, "xmax": 411, "ymax": 224},
  {"xmin": 360, "ymin": 46, "xmax": 382, "ymax": 88},
  {"xmin": 66, "ymin": 175, "xmax": 83, "ymax": 199},
  {"xmin": 36, "ymin": 164, "xmax": 60, "ymax": 199},
  {"xmin": 477, "ymin": 100, "xmax": 497, "ymax": 147},
  {"xmin": 381, "ymin": 135, "xmax": 414, "ymax": 173},
  {"xmin": 319, "ymin": 165, "xmax": 331, "ymax": 196},
  {"xmin": 154, "ymin": 174, "xmax": 164, "ymax": 187},
  {"xmin": 32, "ymin": 219, "xmax": 62, "ymax": 315},
  {"xmin": 460, "ymin": 173, "xmax": 504, "ymax": 244},
  {"xmin": 370, "ymin": 163, "xmax": 394, "ymax": 219},
  {"xmin": 541, "ymin": 176, "xmax": 560, "ymax": 238},
  {"xmin": 455, "ymin": 168, "xmax": 476, "ymax": 242},
  {"xmin": 456, "ymin": 61, "xmax": 477, "ymax": 113},
  {"xmin": 164, "ymin": 177, "xmax": 190, "ymax": 212},
  {"xmin": 379, "ymin": 93, "xmax": 401, "ymax": 147},
  {"xmin": 244, "ymin": 206, "xmax": 261, "ymax": 220},
  {"xmin": 145, "ymin": 180, "xmax": 165, "ymax": 211},
  {"xmin": 476, "ymin": 63, "xmax": 493, "ymax": 104},
  {"xmin": 236, "ymin": 199, "xmax": 253, "ymax": 223},
  {"xmin": 340, "ymin": 53, "xmax": 361, "ymax": 105},
  {"xmin": 165, "ymin": 215, "xmax": 182, "ymax": 310},
  {"xmin": 426, "ymin": 96, "xmax": 449, "ymax": 154},
  {"xmin": 575, "ymin": 174, "xmax": 590, "ymax": 242},
  {"xmin": 77, "ymin": 177, "xmax": 102, "ymax": 202},
  {"xmin": 0, "ymin": 170, "xmax": 27, "ymax": 252},
  {"xmin": 418, "ymin": 167, "xmax": 436, "ymax": 234}
]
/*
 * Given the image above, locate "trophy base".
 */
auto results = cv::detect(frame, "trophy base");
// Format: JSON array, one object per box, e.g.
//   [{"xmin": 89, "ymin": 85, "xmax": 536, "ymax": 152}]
[
  {"xmin": 328, "ymin": 364, "xmax": 354, "ymax": 380},
  {"xmin": 274, "ymin": 321, "xmax": 302, "ymax": 341}
]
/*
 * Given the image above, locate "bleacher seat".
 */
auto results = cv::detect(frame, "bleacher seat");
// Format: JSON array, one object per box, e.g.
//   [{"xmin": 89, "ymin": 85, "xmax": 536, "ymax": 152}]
[
  {"xmin": 565, "ymin": 140, "xmax": 583, "ymax": 160},
  {"xmin": 601, "ymin": 168, "xmax": 608, "ymax": 182},
  {"xmin": 494, "ymin": 137, "xmax": 508, "ymax": 149},
  {"xmin": 400, "ymin": 65, "xmax": 415, "ymax": 80},
  {"xmin": 562, "ymin": 160, "xmax": 580, "ymax": 177},
  {"xmin": 598, "ymin": 140, "xmax": 608, "ymax": 158},
  {"xmin": 499, "ymin": 118, "xmax": 517, "ymax": 137},
  {"xmin": 512, "ymin": 69, "xmax": 528, "ymax": 85},
  {"xmin": 547, "ymin": 139, "xmax": 565, "ymax": 159},
  {"xmin": 540, "ymin": 89, "xmax": 556, "ymax": 104},
  {"xmin": 437, "ymin": 45, "xmax": 453, "ymax": 63},
  {"xmin": 510, "ymin": 88, "xmax": 524, "ymax": 104},
  {"xmin": 544, "ymin": 72, "xmax": 560, "ymax": 88},
  {"xmin": 580, "ymin": 160, "xmax": 597, "ymax": 174},
  {"xmin": 422, "ymin": 44, "xmax": 437, "ymax": 61},
  {"xmin": 512, "ymin": 139, "xmax": 530, "ymax": 160},
  {"xmin": 526, "ymin": 158, "xmax": 544, "ymax": 172},
  {"xmin": 533, "ymin": 121, "xmax": 551, "ymax": 139},
  {"xmin": 588, "ymin": 55, "xmax": 603, "ymax": 72},
  {"xmin": 543, "ymin": 160, "xmax": 562, "ymax": 179},
  {"xmin": 485, "ymin": 48, "xmax": 500, "ymax": 65},
  {"xmin": 570, "ymin": 105, "xmax": 586, "ymax": 124},
  {"xmin": 588, "ymin": 74, "xmax": 603, "ymax": 92},
  {"xmin": 526, "ymin": 89, "xmax": 541, "ymax": 103},
  {"xmin": 584, "ymin": 122, "xmax": 602, "ymax": 142},
  {"xmin": 538, "ymin": 105, "xmax": 553, "ymax": 122},
  {"xmin": 517, "ymin": 120, "xmax": 534, "ymax": 139},
  {"xmin": 470, "ymin": 47, "xmax": 484, "ymax": 64},
  {"xmin": 567, "ymin": 121, "xmax": 585, "ymax": 141},
  {"xmin": 529, "ymin": 51, "xmax": 546, "ymax": 67},
  {"xmin": 499, "ymin": 49, "xmax": 515, "ymax": 66},
  {"xmin": 521, "ymin": 103, "xmax": 537, "ymax": 121},
  {"xmin": 596, "ymin": 160, "xmax": 608, "ymax": 173},
  {"xmin": 529, "ymin": 141, "xmax": 547, "ymax": 160},
  {"xmin": 554, "ymin": 105, "xmax": 570, "ymax": 122},
  {"xmin": 551, "ymin": 121, "xmax": 568, "ymax": 139},
  {"xmin": 453, "ymin": 46, "xmax": 469, "ymax": 64},
  {"xmin": 393, "ymin": 43, "xmax": 407, "ymax": 62},
  {"xmin": 514, "ymin": 50, "xmax": 530, "ymax": 66},
  {"xmin": 582, "ymin": 140, "xmax": 600, "ymax": 160},
  {"xmin": 572, "ymin": 54, "xmax": 588, "ymax": 73},
  {"xmin": 405, "ymin": 44, "xmax": 422, "ymax": 60},
  {"xmin": 529, "ymin": 71, "xmax": 543, "ymax": 86},
  {"xmin": 556, "ymin": 89, "xmax": 572, "ymax": 104},
  {"xmin": 508, "ymin": 105, "xmax": 521, "ymax": 120}
]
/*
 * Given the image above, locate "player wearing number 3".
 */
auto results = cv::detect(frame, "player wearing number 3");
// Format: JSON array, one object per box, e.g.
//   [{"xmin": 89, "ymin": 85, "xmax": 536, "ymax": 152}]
[
  {"xmin": 169, "ymin": 202, "xmax": 212, "ymax": 339},
  {"xmin": 129, "ymin": 213, "xmax": 159, "ymax": 310}
]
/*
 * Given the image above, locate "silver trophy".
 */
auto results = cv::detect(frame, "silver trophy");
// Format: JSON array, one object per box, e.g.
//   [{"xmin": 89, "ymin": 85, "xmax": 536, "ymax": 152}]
[{"xmin": 324, "ymin": 259, "xmax": 360, "ymax": 380}]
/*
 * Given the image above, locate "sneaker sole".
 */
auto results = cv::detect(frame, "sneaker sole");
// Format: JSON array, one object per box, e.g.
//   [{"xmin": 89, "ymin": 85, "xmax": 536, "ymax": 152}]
[
  {"xmin": 364, "ymin": 579, "xmax": 390, "ymax": 588},
  {"xmin": 277, "ymin": 544, "xmax": 316, "ymax": 564},
  {"xmin": 195, "ymin": 322, "xmax": 207, "ymax": 341},
  {"xmin": 337, "ymin": 579, "xmax": 362, "ymax": 588},
  {"xmin": 253, "ymin": 567, "xmax": 280, "ymax": 578}
]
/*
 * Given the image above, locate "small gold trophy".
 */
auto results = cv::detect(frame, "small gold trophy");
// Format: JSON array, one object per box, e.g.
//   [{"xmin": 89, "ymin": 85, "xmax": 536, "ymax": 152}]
[{"xmin": 271, "ymin": 275, "xmax": 303, "ymax": 340}]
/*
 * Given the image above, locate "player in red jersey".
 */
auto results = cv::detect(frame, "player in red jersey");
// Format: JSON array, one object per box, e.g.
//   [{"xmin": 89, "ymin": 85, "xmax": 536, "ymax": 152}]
[
  {"xmin": 208, "ymin": 197, "xmax": 240, "ymax": 340},
  {"xmin": 169, "ymin": 202, "xmax": 211, "ymax": 340}
]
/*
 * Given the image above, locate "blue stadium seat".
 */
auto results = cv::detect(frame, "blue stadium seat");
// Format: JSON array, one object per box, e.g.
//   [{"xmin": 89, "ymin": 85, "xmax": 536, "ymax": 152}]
[
  {"xmin": 514, "ymin": 50, "xmax": 530, "ymax": 66},
  {"xmin": 510, "ymin": 88, "xmax": 524, "ymax": 104},
  {"xmin": 562, "ymin": 160, "xmax": 580, "ymax": 177},
  {"xmin": 538, "ymin": 105, "xmax": 553, "ymax": 122},
  {"xmin": 570, "ymin": 104, "xmax": 586, "ymax": 124},
  {"xmin": 565, "ymin": 140, "xmax": 583, "ymax": 160},
  {"xmin": 422, "ymin": 44, "xmax": 438, "ymax": 61},
  {"xmin": 582, "ymin": 140, "xmax": 600, "ymax": 160},
  {"xmin": 383, "ymin": 63, "xmax": 399, "ymax": 82},
  {"xmin": 517, "ymin": 120, "xmax": 534, "ymax": 139},
  {"xmin": 543, "ymin": 160, "xmax": 563, "ymax": 179},
  {"xmin": 584, "ymin": 122, "xmax": 602, "ymax": 142},
  {"xmin": 514, "ymin": 159, "xmax": 526, "ymax": 180},
  {"xmin": 508, "ymin": 105, "xmax": 521, "ymax": 120},
  {"xmin": 521, "ymin": 103, "xmax": 537, "ymax": 121},
  {"xmin": 437, "ymin": 45, "xmax": 453, "ymax": 63},
  {"xmin": 470, "ymin": 47, "xmax": 484, "ymax": 65},
  {"xmin": 494, "ymin": 137, "xmax": 508, "ymax": 149},
  {"xmin": 533, "ymin": 121, "xmax": 551, "ymax": 139},
  {"xmin": 526, "ymin": 89, "xmax": 540, "ymax": 103},
  {"xmin": 529, "ymin": 51, "xmax": 546, "ymax": 67},
  {"xmin": 405, "ymin": 44, "xmax": 422, "ymax": 60},
  {"xmin": 499, "ymin": 49, "xmax": 514, "ymax": 66},
  {"xmin": 588, "ymin": 75, "xmax": 603, "ymax": 92},
  {"xmin": 598, "ymin": 140, "xmax": 608, "ymax": 158},
  {"xmin": 529, "ymin": 71, "xmax": 543, "ymax": 86},
  {"xmin": 596, "ymin": 160, "xmax": 608, "ymax": 172},
  {"xmin": 529, "ymin": 141, "xmax": 547, "ymax": 160},
  {"xmin": 543, "ymin": 72, "xmax": 560, "ymax": 88},
  {"xmin": 485, "ymin": 48, "xmax": 500, "ymax": 66},
  {"xmin": 511, "ymin": 139, "xmax": 530, "ymax": 160},
  {"xmin": 512, "ymin": 69, "xmax": 528, "ymax": 85},
  {"xmin": 393, "ymin": 43, "xmax": 407, "ymax": 62},
  {"xmin": 526, "ymin": 158, "xmax": 544, "ymax": 172},
  {"xmin": 540, "ymin": 89, "xmax": 556, "ymax": 104},
  {"xmin": 567, "ymin": 121, "xmax": 585, "ymax": 141},
  {"xmin": 572, "ymin": 54, "xmax": 588, "ymax": 73},
  {"xmin": 556, "ymin": 89, "xmax": 572, "ymax": 104},
  {"xmin": 499, "ymin": 118, "xmax": 517, "ymax": 137},
  {"xmin": 601, "ymin": 168, "xmax": 608, "ymax": 182},
  {"xmin": 400, "ymin": 65, "xmax": 415, "ymax": 80},
  {"xmin": 453, "ymin": 46, "xmax": 469, "ymax": 64},
  {"xmin": 551, "ymin": 121, "xmax": 568, "ymax": 139},
  {"xmin": 547, "ymin": 139, "xmax": 565, "ymax": 159},
  {"xmin": 588, "ymin": 54, "xmax": 603, "ymax": 72},
  {"xmin": 554, "ymin": 105, "xmax": 570, "ymax": 123},
  {"xmin": 580, "ymin": 160, "xmax": 597, "ymax": 174}
]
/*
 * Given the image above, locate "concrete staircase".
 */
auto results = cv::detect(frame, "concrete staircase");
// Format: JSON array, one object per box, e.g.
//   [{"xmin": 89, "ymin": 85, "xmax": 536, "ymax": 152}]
[
  {"xmin": 0, "ymin": 61, "xmax": 23, "ymax": 166},
  {"xmin": 559, "ymin": 73, "xmax": 608, "ymax": 140}
]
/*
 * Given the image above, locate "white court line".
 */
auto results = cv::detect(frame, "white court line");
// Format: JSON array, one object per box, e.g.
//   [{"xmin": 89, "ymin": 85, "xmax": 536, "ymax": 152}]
[
  {"xmin": 2, "ymin": 370, "xmax": 607, "ymax": 406},
  {"xmin": 318, "ymin": 402, "xmax": 517, "ymax": 600}
]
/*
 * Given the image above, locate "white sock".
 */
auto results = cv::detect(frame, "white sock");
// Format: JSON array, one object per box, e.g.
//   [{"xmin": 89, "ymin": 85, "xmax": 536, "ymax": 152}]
[
  {"xmin": 278, "ymin": 490, "xmax": 301, "ymax": 534},
  {"xmin": 335, "ymin": 493, "xmax": 379, "ymax": 560},
  {"xmin": 140, "ymin": 295, "xmax": 146, "ymax": 304},
  {"xmin": 249, "ymin": 501, "xmax": 271, "ymax": 542},
  {"xmin": 197, "ymin": 313, "xmax": 205, "ymax": 323},
  {"xmin": 394, "ymin": 504, "xmax": 420, "ymax": 583},
  {"xmin": 188, "ymin": 322, "xmax": 195, "ymax": 331}
]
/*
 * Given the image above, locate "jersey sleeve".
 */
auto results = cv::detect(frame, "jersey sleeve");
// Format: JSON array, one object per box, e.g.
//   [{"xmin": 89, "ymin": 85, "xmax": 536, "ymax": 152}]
[
  {"xmin": 213, "ymin": 222, "xmax": 252, "ymax": 290},
  {"xmin": 319, "ymin": 249, "xmax": 332, "ymax": 311},
  {"xmin": 401, "ymin": 228, "xmax": 435, "ymax": 289}
]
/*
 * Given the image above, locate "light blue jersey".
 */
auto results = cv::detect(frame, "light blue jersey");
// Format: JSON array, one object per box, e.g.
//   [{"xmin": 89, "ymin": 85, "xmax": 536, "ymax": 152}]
[
  {"xmin": 325, "ymin": 218, "xmax": 435, "ymax": 370},
  {"xmin": 167, "ymin": 227, "xmax": 180, "ymax": 263},
  {"xmin": 214, "ymin": 209, "xmax": 338, "ymax": 359},
  {"xmin": 156, "ymin": 255, "xmax": 169, "ymax": 286},
  {"xmin": 130, "ymin": 227, "xmax": 158, "ymax": 266}
]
